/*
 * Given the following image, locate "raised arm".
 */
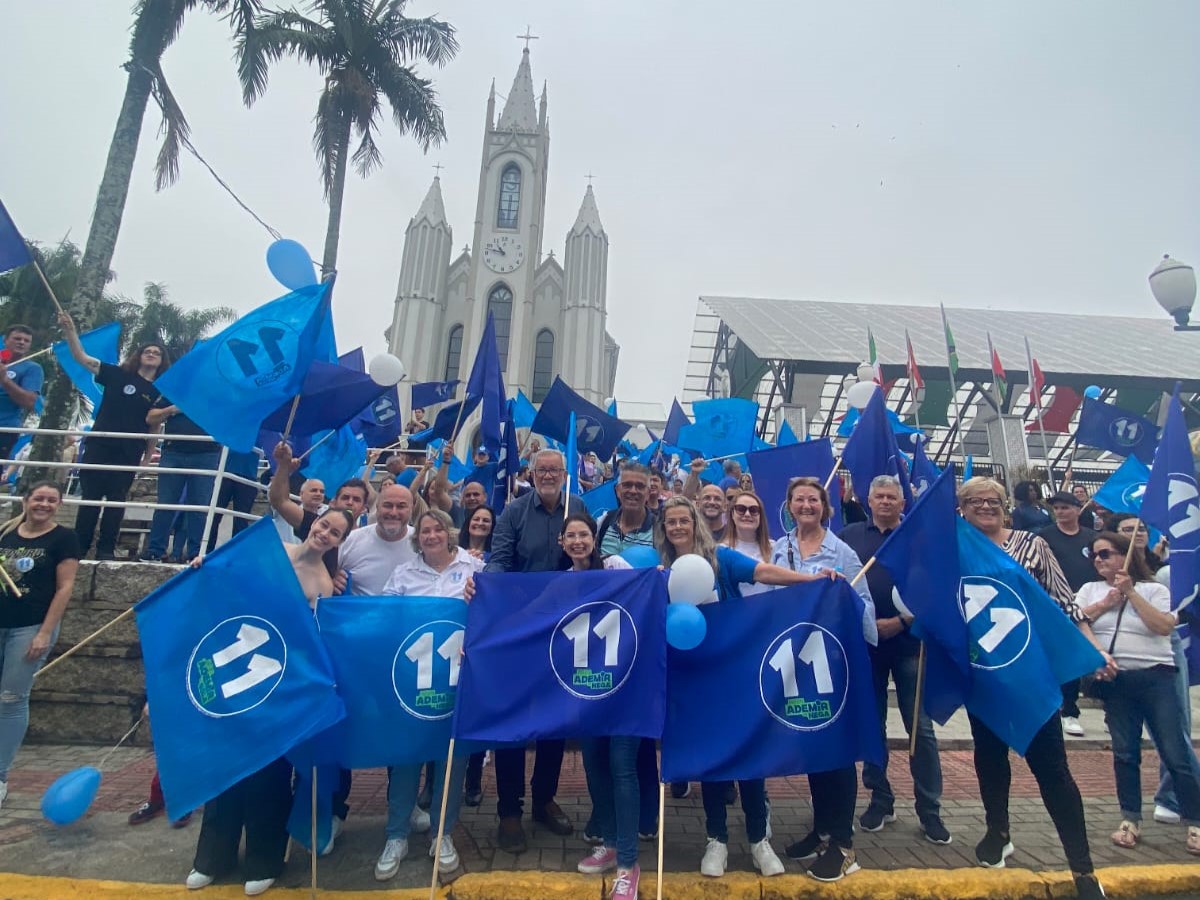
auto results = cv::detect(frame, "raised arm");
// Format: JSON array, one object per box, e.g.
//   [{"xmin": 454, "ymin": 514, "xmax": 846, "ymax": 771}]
[
  {"xmin": 55, "ymin": 312, "xmax": 100, "ymax": 374},
  {"xmin": 683, "ymin": 457, "xmax": 706, "ymax": 500},
  {"xmin": 268, "ymin": 441, "xmax": 305, "ymax": 529}
]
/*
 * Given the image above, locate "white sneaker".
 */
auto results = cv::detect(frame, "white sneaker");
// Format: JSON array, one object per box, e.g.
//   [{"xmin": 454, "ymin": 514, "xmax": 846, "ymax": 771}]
[
  {"xmin": 319, "ymin": 816, "xmax": 343, "ymax": 857},
  {"xmin": 429, "ymin": 834, "xmax": 459, "ymax": 870},
  {"xmin": 186, "ymin": 870, "xmax": 214, "ymax": 890},
  {"xmin": 410, "ymin": 806, "xmax": 431, "ymax": 834},
  {"xmin": 243, "ymin": 878, "xmax": 274, "ymax": 896},
  {"xmin": 1063, "ymin": 716, "xmax": 1085, "ymax": 737},
  {"xmin": 0, "ymin": 780, "xmax": 7, "ymax": 810},
  {"xmin": 1154, "ymin": 805, "xmax": 1182, "ymax": 824},
  {"xmin": 700, "ymin": 837, "xmax": 728, "ymax": 877},
  {"xmin": 374, "ymin": 837, "xmax": 408, "ymax": 881},
  {"xmin": 751, "ymin": 838, "xmax": 785, "ymax": 876}
]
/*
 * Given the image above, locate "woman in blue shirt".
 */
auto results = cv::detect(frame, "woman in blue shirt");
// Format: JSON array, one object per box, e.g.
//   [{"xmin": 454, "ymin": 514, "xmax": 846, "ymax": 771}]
[
  {"xmin": 769, "ymin": 476, "xmax": 876, "ymax": 882},
  {"xmin": 654, "ymin": 496, "xmax": 832, "ymax": 880}
]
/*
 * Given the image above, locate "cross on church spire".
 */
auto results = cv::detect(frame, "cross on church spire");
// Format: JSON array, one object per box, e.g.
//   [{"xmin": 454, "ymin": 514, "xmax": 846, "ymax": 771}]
[
  {"xmin": 585, "ymin": 172, "xmax": 595, "ymax": 186},
  {"xmin": 517, "ymin": 26, "xmax": 539, "ymax": 51},
  {"xmin": 432, "ymin": 162, "xmax": 444, "ymax": 177}
]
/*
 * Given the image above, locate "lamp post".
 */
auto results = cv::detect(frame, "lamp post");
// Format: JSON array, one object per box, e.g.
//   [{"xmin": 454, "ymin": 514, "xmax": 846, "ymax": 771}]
[{"xmin": 1149, "ymin": 254, "xmax": 1199, "ymax": 331}]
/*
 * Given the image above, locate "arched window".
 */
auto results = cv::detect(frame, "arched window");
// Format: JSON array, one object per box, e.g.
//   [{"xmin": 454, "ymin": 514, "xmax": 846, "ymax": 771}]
[
  {"xmin": 532, "ymin": 329, "xmax": 555, "ymax": 402},
  {"xmin": 444, "ymin": 324, "xmax": 464, "ymax": 382},
  {"xmin": 487, "ymin": 285, "xmax": 513, "ymax": 370},
  {"xmin": 496, "ymin": 164, "xmax": 521, "ymax": 229}
]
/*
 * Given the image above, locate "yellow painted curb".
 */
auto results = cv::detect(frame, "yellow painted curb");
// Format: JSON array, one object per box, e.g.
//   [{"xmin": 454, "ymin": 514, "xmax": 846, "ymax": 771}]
[{"xmin": 0, "ymin": 864, "xmax": 1197, "ymax": 899}]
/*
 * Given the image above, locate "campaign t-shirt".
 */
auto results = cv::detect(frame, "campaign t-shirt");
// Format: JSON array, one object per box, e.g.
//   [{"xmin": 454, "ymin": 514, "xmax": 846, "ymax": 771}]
[
  {"xmin": 1037, "ymin": 524, "xmax": 1099, "ymax": 591},
  {"xmin": 0, "ymin": 359, "xmax": 44, "ymax": 428},
  {"xmin": 87, "ymin": 363, "xmax": 159, "ymax": 463},
  {"xmin": 712, "ymin": 545, "xmax": 758, "ymax": 603},
  {"xmin": 0, "ymin": 525, "xmax": 81, "ymax": 628}
]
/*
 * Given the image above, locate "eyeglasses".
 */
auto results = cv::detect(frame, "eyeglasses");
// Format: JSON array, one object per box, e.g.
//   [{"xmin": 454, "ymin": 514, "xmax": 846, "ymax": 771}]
[
  {"xmin": 964, "ymin": 498, "xmax": 1004, "ymax": 510},
  {"xmin": 1116, "ymin": 527, "xmax": 1139, "ymax": 535},
  {"xmin": 732, "ymin": 504, "xmax": 761, "ymax": 517},
  {"xmin": 534, "ymin": 467, "xmax": 565, "ymax": 477},
  {"xmin": 1094, "ymin": 549, "xmax": 1118, "ymax": 561}
]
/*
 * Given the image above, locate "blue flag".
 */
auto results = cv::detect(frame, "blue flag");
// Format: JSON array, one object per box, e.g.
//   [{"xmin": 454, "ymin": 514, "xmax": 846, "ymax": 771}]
[
  {"xmin": 51, "ymin": 321, "xmax": 120, "ymax": 408},
  {"xmin": 428, "ymin": 438, "xmax": 471, "ymax": 484},
  {"xmin": 0, "ymin": 199, "xmax": 32, "ymax": 273},
  {"xmin": 466, "ymin": 313, "xmax": 506, "ymax": 457},
  {"xmin": 661, "ymin": 581, "xmax": 883, "ymax": 782},
  {"xmin": 490, "ymin": 402, "xmax": 521, "ymax": 512},
  {"xmin": 260, "ymin": 360, "xmax": 389, "ymax": 437},
  {"xmin": 964, "ymin": 455, "xmax": 974, "ymax": 480},
  {"xmin": 747, "ymin": 438, "xmax": 841, "ymax": 539},
  {"xmin": 1075, "ymin": 397, "xmax": 1158, "ymax": 464},
  {"xmin": 663, "ymin": 399, "xmax": 690, "ymax": 446},
  {"xmin": 134, "ymin": 518, "xmax": 345, "ymax": 821},
  {"xmin": 512, "ymin": 389, "xmax": 537, "ymax": 429},
  {"xmin": 910, "ymin": 435, "xmax": 941, "ymax": 499},
  {"xmin": 565, "ymin": 411, "xmax": 580, "ymax": 495},
  {"xmin": 1142, "ymin": 388, "xmax": 1199, "ymax": 613},
  {"xmin": 406, "ymin": 396, "xmax": 482, "ymax": 448},
  {"xmin": 454, "ymin": 569, "xmax": 668, "ymax": 742},
  {"xmin": 532, "ymin": 377, "xmax": 630, "ymax": 460},
  {"xmin": 776, "ymin": 421, "xmax": 799, "ymax": 446},
  {"xmin": 581, "ymin": 481, "xmax": 618, "ymax": 518},
  {"xmin": 841, "ymin": 389, "xmax": 914, "ymax": 510},
  {"xmin": 154, "ymin": 283, "xmax": 333, "ymax": 452},
  {"xmin": 678, "ymin": 398, "xmax": 758, "ymax": 459},
  {"xmin": 301, "ymin": 425, "xmax": 367, "ymax": 494},
  {"xmin": 837, "ymin": 405, "xmax": 924, "ymax": 441},
  {"xmin": 1094, "ymin": 455, "xmax": 1152, "ymax": 516},
  {"xmin": 411, "ymin": 379, "xmax": 459, "ymax": 409}
]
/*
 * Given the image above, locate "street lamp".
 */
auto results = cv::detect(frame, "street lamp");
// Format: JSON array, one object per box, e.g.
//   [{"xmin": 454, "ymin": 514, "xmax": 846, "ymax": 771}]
[{"xmin": 1149, "ymin": 254, "xmax": 1199, "ymax": 331}]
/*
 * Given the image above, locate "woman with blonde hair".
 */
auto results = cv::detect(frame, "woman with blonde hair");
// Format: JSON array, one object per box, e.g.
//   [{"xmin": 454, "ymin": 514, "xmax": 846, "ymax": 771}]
[{"xmin": 722, "ymin": 491, "xmax": 773, "ymax": 597}]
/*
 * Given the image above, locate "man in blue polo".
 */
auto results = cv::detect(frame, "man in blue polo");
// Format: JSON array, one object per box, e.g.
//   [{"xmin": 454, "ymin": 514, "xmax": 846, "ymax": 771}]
[
  {"xmin": 597, "ymin": 462, "xmax": 656, "ymax": 555},
  {"xmin": 0, "ymin": 325, "xmax": 44, "ymax": 462}
]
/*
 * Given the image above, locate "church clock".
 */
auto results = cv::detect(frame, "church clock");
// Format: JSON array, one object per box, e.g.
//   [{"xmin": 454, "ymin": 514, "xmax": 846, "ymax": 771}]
[{"xmin": 482, "ymin": 235, "xmax": 526, "ymax": 273}]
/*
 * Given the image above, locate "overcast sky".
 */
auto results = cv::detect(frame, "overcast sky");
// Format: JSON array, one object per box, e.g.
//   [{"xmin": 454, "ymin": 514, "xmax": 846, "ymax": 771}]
[{"xmin": 5, "ymin": 1, "xmax": 1199, "ymax": 408}]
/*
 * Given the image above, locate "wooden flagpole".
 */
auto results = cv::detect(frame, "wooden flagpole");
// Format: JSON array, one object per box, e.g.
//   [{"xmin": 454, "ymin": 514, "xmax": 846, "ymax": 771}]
[
  {"xmin": 429, "ymin": 738, "xmax": 458, "ymax": 898},
  {"xmin": 35, "ymin": 607, "xmax": 134, "ymax": 678},
  {"xmin": 655, "ymin": 781, "xmax": 665, "ymax": 900},
  {"xmin": 310, "ymin": 766, "xmax": 318, "ymax": 899}
]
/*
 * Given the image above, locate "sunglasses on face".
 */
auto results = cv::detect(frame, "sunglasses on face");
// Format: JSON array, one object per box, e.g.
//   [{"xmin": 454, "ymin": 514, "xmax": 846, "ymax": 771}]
[
  {"xmin": 1094, "ymin": 549, "xmax": 1118, "ymax": 561},
  {"xmin": 732, "ymin": 504, "xmax": 761, "ymax": 516}
]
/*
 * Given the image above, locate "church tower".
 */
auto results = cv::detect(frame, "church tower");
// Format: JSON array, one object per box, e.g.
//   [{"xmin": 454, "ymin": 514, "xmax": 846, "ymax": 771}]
[
  {"xmin": 561, "ymin": 185, "xmax": 610, "ymax": 404},
  {"xmin": 387, "ymin": 178, "xmax": 451, "ymax": 380}
]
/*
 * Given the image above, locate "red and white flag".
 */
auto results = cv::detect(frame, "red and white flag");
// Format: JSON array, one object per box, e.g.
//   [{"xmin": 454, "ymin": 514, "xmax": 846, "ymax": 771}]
[{"xmin": 904, "ymin": 329, "xmax": 924, "ymax": 390}]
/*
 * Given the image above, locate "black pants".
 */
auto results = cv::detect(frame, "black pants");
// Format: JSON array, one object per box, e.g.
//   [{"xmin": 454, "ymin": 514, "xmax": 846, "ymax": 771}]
[
  {"xmin": 205, "ymin": 479, "xmax": 259, "ymax": 554},
  {"xmin": 1060, "ymin": 679, "xmax": 1081, "ymax": 719},
  {"xmin": 75, "ymin": 467, "xmax": 136, "ymax": 556},
  {"xmin": 808, "ymin": 766, "xmax": 857, "ymax": 848},
  {"xmin": 193, "ymin": 758, "xmax": 292, "ymax": 881},
  {"xmin": 332, "ymin": 768, "xmax": 352, "ymax": 820},
  {"xmin": 465, "ymin": 751, "xmax": 485, "ymax": 793},
  {"xmin": 0, "ymin": 433, "xmax": 17, "ymax": 463},
  {"xmin": 969, "ymin": 712, "xmax": 1093, "ymax": 875},
  {"xmin": 494, "ymin": 739, "xmax": 565, "ymax": 819}
]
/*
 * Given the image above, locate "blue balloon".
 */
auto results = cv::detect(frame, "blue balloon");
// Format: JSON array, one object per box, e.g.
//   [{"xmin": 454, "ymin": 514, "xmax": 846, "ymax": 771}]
[
  {"xmin": 1084, "ymin": 385, "xmax": 1102, "ymax": 399},
  {"xmin": 666, "ymin": 603, "xmax": 707, "ymax": 650},
  {"xmin": 41, "ymin": 766, "xmax": 102, "ymax": 825},
  {"xmin": 619, "ymin": 544, "xmax": 660, "ymax": 569},
  {"xmin": 266, "ymin": 239, "xmax": 318, "ymax": 290}
]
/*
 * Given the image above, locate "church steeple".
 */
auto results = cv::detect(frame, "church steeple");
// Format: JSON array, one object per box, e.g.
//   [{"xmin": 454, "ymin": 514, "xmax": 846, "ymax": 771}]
[
  {"xmin": 561, "ymin": 183, "xmax": 610, "ymax": 403},
  {"xmin": 497, "ymin": 48, "xmax": 539, "ymax": 132},
  {"xmin": 413, "ymin": 176, "xmax": 447, "ymax": 227},
  {"xmin": 570, "ymin": 184, "xmax": 605, "ymax": 237}
]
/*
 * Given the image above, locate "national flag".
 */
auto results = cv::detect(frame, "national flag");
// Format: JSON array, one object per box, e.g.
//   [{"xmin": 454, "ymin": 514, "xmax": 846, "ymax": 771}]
[
  {"xmin": 905, "ymin": 329, "xmax": 924, "ymax": 391},
  {"xmin": 454, "ymin": 569, "xmax": 668, "ymax": 742},
  {"xmin": 51, "ymin": 321, "xmax": 121, "ymax": 409},
  {"xmin": 840, "ymin": 388, "xmax": 914, "ymax": 511},
  {"xmin": 1076, "ymin": 397, "xmax": 1159, "ymax": 464},
  {"xmin": 465, "ymin": 313, "xmax": 506, "ymax": 456},
  {"xmin": 260, "ymin": 360, "xmax": 389, "ymax": 437},
  {"xmin": 153, "ymin": 283, "xmax": 333, "ymax": 452},
  {"xmin": 940, "ymin": 304, "xmax": 959, "ymax": 383},
  {"xmin": 987, "ymin": 333, "xmax": 1008, "ymax": 406},
  {"xmin": 660, "ymin": 580, "xmax": 883, "ymax": 783},
  {"xmin": 411, "ymin": 379, "xmax": 459, "ymax": 410},
  {"xmin": 677, "ymin": 397, "xmax": 758, "ymax": 459},
  {"xmin": 747, "ymin": 438, "xmax": 841, "ymax": 539},
  {"xmin": 777, "ymin": 421, "xmax": 799, "ymax": 446},
  {"xmin": 1031, "ymin": 385, "xmax": 1082, "ymax": 434},
  {"xmin": 0, "ymin": 199, "xmax": 33, "ymax": 273},
  {"xmin": 135, "ymin": 518, "xmax": 345, "ymax": 821},
  {"xmin": 867, "ymin": 327, "xmax": 883, "ymax": 385},
  {"xmin": 663, "ymin": 399, "xmax": 690, "ymax": 446},
  {"xmin": 1027, "ymin": 344, "xmax": 1046, "ymax": 397},
  {"xmin": 1094, "ymin": 456, "xmax": 1152, "ymax": 516},
  {"xmin": 531, "ymin": 377, "xmax": 630, "ymax": 460}
]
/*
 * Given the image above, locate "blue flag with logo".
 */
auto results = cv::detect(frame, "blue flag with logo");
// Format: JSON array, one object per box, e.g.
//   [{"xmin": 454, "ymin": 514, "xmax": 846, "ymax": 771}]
[
  {"xmin": 411, "ymin": 379, "xmax": 459, "ymax": 410},
  {"xmin": 678, "ymin": 398, "xmax": 758, "ymax": 459},
  {"xmin": 661, "ymin": 581, "xmax": 883, "ymax": 782},
  {"xmin": 565, "ymin": 412, "xmax": 581, "ymax": 495},
  {"xmin": 51, "ymin": 321, "xmax": 121, "ymax": 409},
  {"xmin": 663, "ymin": 399, "xmax": 690, "ymax": 446},
  {"xmin": 836, "ymin": 404, "xmax": 924, "ymax": 441},
  {"xmin": 531, "ymin": 377, "xmax": 630, "ymax": 460},
  {"xmin": 135, "ymin": 517, "xmax": 345, "ymax": 822},
  {"xmin": 300, "ymin": 424, "xmax": 367, "ymax": 494},
  {"xmin": 909, "ymin": 435, "xmax": 941, "ymax": 499},
  {"xmin": 841, "ymin": 389, "xmax": 914, "ymax": 510},
  {"xmin": 1094, "ymin": 455, "xmax": 1152, "ymax": 516},
  {"xmin": 1142, "ymin": 388, "xmax": 1199, "ymax": 614},
  {"xmin": 747, "ymin": 438, "xmax": 841, "ymax": 539},
  {"xmin": 0, "ymin": 199, "xmax": 32, "ymax": 273},
  {"xmin": 1075, "ymin": 397, "xmax": 1158, "ymax": 464},
  {"xmin": 154, "ymin": 282, "xmax": 333, "ymax": 452},
  {"xmin": 454, "ymin": 568, "xmax": 668, "ymax": 742},
  {"xmin": 260, "ymin": 360, "xmax": 389, "ymax": 437}
]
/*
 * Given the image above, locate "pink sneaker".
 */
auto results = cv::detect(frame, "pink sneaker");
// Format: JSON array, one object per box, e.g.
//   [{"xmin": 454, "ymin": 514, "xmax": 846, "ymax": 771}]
[
  {"xmin": 611, "ymin": 864, "xmax": 640, "ymax": 899},
  {"xmin": 578, "ymin": 845, "xmax": 617, "ymax": 874}
]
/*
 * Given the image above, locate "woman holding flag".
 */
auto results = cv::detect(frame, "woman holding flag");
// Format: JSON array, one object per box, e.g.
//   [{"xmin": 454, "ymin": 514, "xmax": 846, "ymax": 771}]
[{"xmin": 655, "ymin": 496, "xmax": 837, "ymax": 880}]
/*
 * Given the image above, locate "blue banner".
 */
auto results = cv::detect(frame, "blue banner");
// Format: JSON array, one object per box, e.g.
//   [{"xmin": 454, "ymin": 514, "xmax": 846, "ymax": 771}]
[
  {"xmin": 260, "ymin": 359, "xmax": 388, "ymax": 437},
  {"xmin": 51, "ymin": 321, "xmax": 121, "ymax": 409},
  {"xmin": 747, "ymin": 438, "xmax": 841, "ymax": 539},
  {"xmin": 1142, "ymin": 388, "xmax": 1199, "ymax": 614},
  {"xmin": 531, "ymin": 377, "xmax": 630, "ymax": 460},
  {"xmin": 678, "ymin": 397, "xmax": 758, "ymax": 459},
  {"xmin": 454, "ymin": 569, "xmax": 668, "ymax": 742},
  {"xmin": 909, "ymin": 434, "xmax": 941, "ymax": 499},
  {"xmin": 1075, "ymin": 397, "xmax": 1158, "ymax": 464},
  {"xmin": 301, "ymin": 424, "xmax": 367, "ymax": 494},
  {"xmin": 1094, "ymin": 455, "xmax": 1152, "ymax": 516},
  {"xmin": 135, "ymin": 518, "xmax": 345, "ymax": 821},
  {"xmin": 582, "ymin": 481, "xmax": 618, "ymax": 517},
  {"xmin": 512, "ymin": 389, "xmax": 537, "ymax": 430},
  {"xmin": 661, "ymin": 580, "xmax": 883, "ymax": 783},
  {"xmin": 411, "ymin": 379, "xmax": 459, "ymax": 409}
]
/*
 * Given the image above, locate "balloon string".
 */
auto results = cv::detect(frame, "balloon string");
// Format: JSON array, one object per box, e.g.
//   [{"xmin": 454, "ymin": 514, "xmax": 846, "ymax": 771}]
[{"xmin": 98, "ymin": 713, "xmax": 147, "ymax": 771}]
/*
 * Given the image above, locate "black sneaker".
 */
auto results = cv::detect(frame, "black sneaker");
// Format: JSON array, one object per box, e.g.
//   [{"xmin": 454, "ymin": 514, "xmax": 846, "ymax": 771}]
[
  {"xmin": 807, "ymin": 844, "xmax": 860, "ymax": 882},
  {"xmin": 1073, "ymin": 874, "xmax": 1106, "ymax": 900},
  {"xmin": 127, "ymin": 801, "xmax": 164, "ymax": 826},
  {"xmin": 670, "ymin": 782, "xmax": 691, "ymax": 799},
  {"xmin": 463, "ymin": 788, "xmax": 482, "ymax": 807},
  {"xmin": 922, "ymin": 818, "xmax": 952, "ymax": 845},
  {"xmin": 784, "ymin": 831, "xmax": 828, "ymax": 862},
  {"xmin": 858, "ymin": 806, "xmax": 896, "ymax": 832},
  {"xmin": 975, "ymin": 829, "xmax": 1014, "ymax": 868}
]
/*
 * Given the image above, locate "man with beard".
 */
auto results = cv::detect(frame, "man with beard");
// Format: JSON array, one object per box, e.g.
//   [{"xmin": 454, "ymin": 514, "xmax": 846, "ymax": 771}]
[{"xmin": 337, "ymin": 483, "xmax": 416, "ymax": 595}]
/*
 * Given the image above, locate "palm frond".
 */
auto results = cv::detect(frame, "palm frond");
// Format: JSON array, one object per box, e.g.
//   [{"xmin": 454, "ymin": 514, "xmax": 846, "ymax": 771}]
[
  {"xmin": 371, "ymin": 60, "xmax": 445, "ymax": 150},
  {"xmin": 379, "ymin": 11, "xmax": 457, "ymax": 66}
]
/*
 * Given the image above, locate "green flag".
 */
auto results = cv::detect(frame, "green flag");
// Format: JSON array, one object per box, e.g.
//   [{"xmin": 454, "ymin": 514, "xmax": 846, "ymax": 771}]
[{"xmin": 940, "ymin": 304, "xmax": 959, "ymax": 382}]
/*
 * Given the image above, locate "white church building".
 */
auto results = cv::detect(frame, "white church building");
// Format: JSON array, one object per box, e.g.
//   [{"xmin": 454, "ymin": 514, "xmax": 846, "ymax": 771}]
[{"xmin": 387, "ymin": 44, "xmax": 620, "ymax": 435}]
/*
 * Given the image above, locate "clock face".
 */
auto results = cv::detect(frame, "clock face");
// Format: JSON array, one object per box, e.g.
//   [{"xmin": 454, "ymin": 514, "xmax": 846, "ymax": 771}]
[{"xmin": 483, "ymin": 234, "xmax": 526, "ymax": 273}]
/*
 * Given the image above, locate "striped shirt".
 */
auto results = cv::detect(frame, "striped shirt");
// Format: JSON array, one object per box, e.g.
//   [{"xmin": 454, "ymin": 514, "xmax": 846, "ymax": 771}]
[{"xmin": 1001, "ymin": 529, "xmax": 1086, "ymax": 624}]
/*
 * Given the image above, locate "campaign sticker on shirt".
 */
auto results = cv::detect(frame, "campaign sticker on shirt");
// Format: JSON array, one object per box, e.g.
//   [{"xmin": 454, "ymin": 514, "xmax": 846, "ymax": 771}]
[
  {"xmin": 15, "ymin": 556, "xmax": 34, "ymax": 573},
  {"xmin": 6, "ymin": 371, "xmax": 15, "ymax": 380},
  {"xmin": 123, "ymin": 384, "xmax": 137, "ymax": 395},
  {"xmin": 549, "ymin": 600, "xmax": 638, "ymax": 700},
  {"xmin": 759, "ymin": 622, "xmax": 850, "ymax": 732},
  {"xmin": 392, "ymin": 619, "xmax": 464, "ymax": 721}
]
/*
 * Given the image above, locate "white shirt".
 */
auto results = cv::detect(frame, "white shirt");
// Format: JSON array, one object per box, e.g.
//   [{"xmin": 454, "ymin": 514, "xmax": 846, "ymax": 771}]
[
  {"xmin": 734, "ymin": 539, "xmax": 772, "ymax": 596},
  {"xmin": 338, "ymin": 525, "xmax": 417, "ymax": 595},
  {"xmin": 1078, "ymin": 579, "xmax": 1176, "ymax": 670},
  {"xmin": 383, "ymin": 546, "xmax": 483, "ymax": 599}
]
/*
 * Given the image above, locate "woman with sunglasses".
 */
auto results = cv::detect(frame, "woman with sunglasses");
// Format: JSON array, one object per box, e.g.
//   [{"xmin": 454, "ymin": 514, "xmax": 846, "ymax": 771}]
[
  {"xmin": 957, "ymin": 477, "xmax": 1112, "ymax": 900},
  {"xmin": 723, "ymin": 491, "xmax": 773, "ymax": 596},
  {"xmin": 1077, "ymin": 531, "xmax": 1200, "ymax": 856}
]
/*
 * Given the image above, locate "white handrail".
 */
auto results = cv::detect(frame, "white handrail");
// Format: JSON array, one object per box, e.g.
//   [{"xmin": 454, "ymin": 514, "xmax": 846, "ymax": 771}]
[{"xmin": 0, "ymin": 425, "xmax": 217, "ymax": 443}]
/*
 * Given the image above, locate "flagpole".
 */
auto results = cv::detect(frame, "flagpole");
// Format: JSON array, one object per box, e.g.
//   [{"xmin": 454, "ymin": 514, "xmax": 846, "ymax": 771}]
[
  {"xmin": 655, "ymin": 781, "xmax": 665, "ymax": 900},
  {"xmin": 429, "ymin": 737, "xmax": 457, "ymax": 898},
  {"xmin": 34, "ymin": 607, "xmax": 134, "ymax": 679},
  {"xmin": 987, "ymin": 333, "xmax": 1014, "ymax": 484},
  {"xmin": 1024, "ymin": 337, "xmax": 1057, "ymax": 492},
  {"xmin": 940, "ymin": 305, "xmax": 970, "ymax": 473},
  {"xmin": 1122, "ymin": 518, "xmax": 1142, "ymax": 573},
  {"xmin": 822, "ymin": 457, "xmax": 843, "ymax": 494},
  {"xmin": 31, "ymin": 259, "xmax": 66, "ymax": 315},
  {"xmin": 909, "ymin": 643, "xmax": 927, "ymax": 757},
  {"xmin": 310, "ymin": 765, "xmax": 318, "ymax": 900},
  {"xmin": 7, "ymin": 345, "xmax": 54, "ymax": 365},
  {"xmin": 294, "ymin": 428, "xmax": 339, "ymax": 463},
  {"xmin": 905, "ymin": 328, "xmax": 923, "ymax": 433}
]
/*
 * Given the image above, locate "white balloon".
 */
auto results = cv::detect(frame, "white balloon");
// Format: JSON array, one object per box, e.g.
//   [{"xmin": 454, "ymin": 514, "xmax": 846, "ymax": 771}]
[
  {"xmin": 368, "ymin": 353, "xmax": 406, "ymax": 386},
  {"xmin": 1155, "ymin": 565, "xmax": 1171, "ymax": 589},
  {"xmin": 847, "ymin": 380, "xmax": 879, "ymax": 409},
  {"xmin": 856, "ymin": 363, "xmax": 876, "ymax": 383},
  {"xmin": 635, "ymin": 423, "xmax": 649, "ymax": 434},
  {"xmin": 668, "ymin": 554, "xmax": 716, "ymax": 606},
  {"xmin": 892, "ymin": 586, "xmax": 912, "ymax": 618}
]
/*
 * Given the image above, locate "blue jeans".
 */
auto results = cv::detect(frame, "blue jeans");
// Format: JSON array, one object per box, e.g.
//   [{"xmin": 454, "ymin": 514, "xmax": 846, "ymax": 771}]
[
  {"xmin": 147, "ymin": 448, "xmax": 220, "ymax": 559},
  {"xmin": 0, "ymin": 624, "xmax": 57, "ymax": 782},
  {"xmin": 581, "ymin": 736, "xmax": 640, "ymax": 868},
  {"xmin": 1153, "ymin": 631, "xmax": 1200, "ymax": 813},
  {"xmin": 861, "ymin": 649, "xmax": 944, "ymax": 824},
  {"xmin": 1104, "ymin": 665, "xmax": 1200, "ymax": 823},
  {"xmin": 701, "ymin": 779, "xmax": 767, "ymax": 844},
  {"xmin": 386, "ymin": 755, "xmax": 468, "ymax": 839}
]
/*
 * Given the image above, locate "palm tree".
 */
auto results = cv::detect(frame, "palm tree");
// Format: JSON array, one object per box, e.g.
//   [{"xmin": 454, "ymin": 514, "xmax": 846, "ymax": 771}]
[
  {"xmin": 240, "ymin": 0, "xmax": 458, "ymax": 273},
  {"xmin": 127, "ymin": 281, "xmax": 237, "ymax": 359},
  {"xmin": 68, "ymin": 1, "xmax": 261, "ymax": 330}
]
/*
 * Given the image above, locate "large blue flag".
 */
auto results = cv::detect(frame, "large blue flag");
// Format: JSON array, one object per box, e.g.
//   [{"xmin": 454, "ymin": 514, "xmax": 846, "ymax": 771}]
[
  {"xmin": 1075, "ymin": 397, "xmax": 1158, "ymax": 464},
  {"xmin": 260, "ymin": 360, "xmax": 389, "ymax": 437},
  {"xmin": 837, "ymin": 405, "xmax": 924, "ymax": 442},
  {"xmin": 412, "ymin": 379, "xmax": 459, "ymax": 409},
  {"xmin": 840, "ymin": 389, "xmax": 914, "ymax": 510},
  {"xmin": 454, "ymin": 569, "xmax": 668, "ymax": 742},
  {"xmin": 663, "ymin": 399, "xmax": 690, "ymax": 446},
  {"xmin": 406, "ymin": 396, "xmax": 481, "ymax": 448},
  {"xmin": 747, "ymin": 438, "xmax": 841, "ymax": 539},
  {"xmin": 51, "ymin": 321, "xmax": 120, "ymax": 409},
  {"xmin": 135, "ymin": 518, "xmax": 345, "ymax": 821},
  {"xmin": 582, "ymin": 481, "xmax": 618, "ymax": 517},
  {"xmin": 1141, "ymin": 388, "xmax": 1199, "ymax": 614},
  {"xmin": 512, "ymin": 389, "xmax": 537, "ymax": 430},
  {"xmin": 532, "ymin": 377, "xmax": 630, "ymax": 460},
  {"xmin": 661, "ymin": 580, "xmax": 883, "ymax": 783},
  {"xmin": 0, "ymin": 199, "xmax": 32, "ymax": 273},
  {"xmin": 466, "ymin": 313, "xmax": 506, "ymax": 457},
  {"xmin": 301, "ymin": 425, "xmax": 367, "ymax": 497},
  {"xmin": 489, "ymin": 401, "xmax": 521, "ymax": 512},
  {"xmin": 154, "ymin": 282, "xmax": 333, "ymax": 452},
  {"xmin": 909, "ymin": 434, "xmax": 941, "ymax": 499},
  {"xmin": 1094, "ymin": 455, "xmax": 1152, "ymax": 516},
  {"xmin": 565, "ymin": 411, "xmax": 581, "ymax": 495},
  {"xmin": 678, "ymin": 398, "xmax": 758, "ymax": 459}
]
